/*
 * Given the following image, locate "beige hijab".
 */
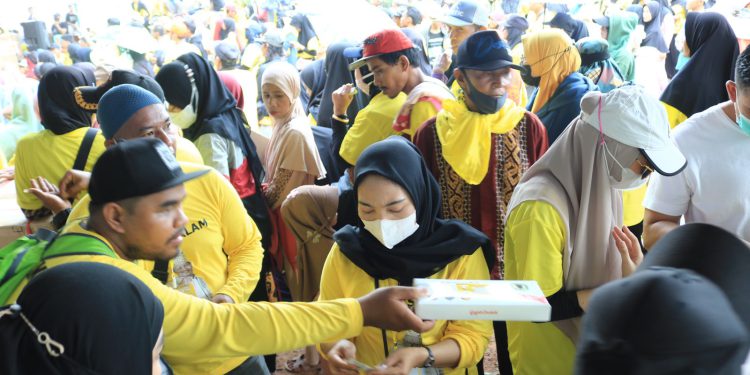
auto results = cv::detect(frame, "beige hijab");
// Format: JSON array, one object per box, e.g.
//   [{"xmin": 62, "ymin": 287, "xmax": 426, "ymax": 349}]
[
  {"xmin": 261, "ymin": 62, "xmax": 326, "ymax": 182},
  {"xmin": 506, "ymin": 91, "xmax": 641, "ymax": 343}
]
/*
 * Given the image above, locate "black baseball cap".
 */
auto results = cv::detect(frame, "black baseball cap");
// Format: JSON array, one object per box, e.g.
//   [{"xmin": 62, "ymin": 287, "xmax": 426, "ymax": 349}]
[
  {"xmin": 456, "ymin": 30, "xmax": 525, "ymax": 72},
  {"xmin": 74, "ymin": 69, "xmax": 165, "ymax": 112},
  {"xmin": 89, "ymin": 138, "xmax": 208, "ymax": 205},
  {"xmin": 576, "ymin": 267, "xmax": 750, "ymax": 374}
]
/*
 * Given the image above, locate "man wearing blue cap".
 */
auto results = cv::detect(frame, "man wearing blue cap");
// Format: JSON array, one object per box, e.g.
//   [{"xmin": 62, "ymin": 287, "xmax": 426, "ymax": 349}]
[{"xmin": 414, "ymin": 30, "xmax": 549, "ymax": 375}]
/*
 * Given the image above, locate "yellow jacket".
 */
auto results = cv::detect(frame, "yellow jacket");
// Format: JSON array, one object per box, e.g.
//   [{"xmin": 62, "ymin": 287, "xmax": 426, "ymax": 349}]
[
  {"xmin": 9, "ymin": 222, "xmax": 364, "ymax": 375},
  {"xmin": 318, "ymin": 244, "xmax": 493, "ymax": 375},
  {"xmin": 68, "ymin": 162, "xmax": 263, "ymax": 305}
]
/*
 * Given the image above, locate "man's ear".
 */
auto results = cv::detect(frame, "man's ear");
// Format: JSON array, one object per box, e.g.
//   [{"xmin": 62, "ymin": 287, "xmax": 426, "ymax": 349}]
[
  {"xmin": 399, "ymin": 55, "xmax": 410, "ymax": 72},
  {"xmin": 726, "ymin": 80, "xmax": 737, "ymax": 103},
  {"xmin": 102, "ymin": 202, "xmax": 128, "ymax": 234},
  {"xmin": 454, "ymin": 68, "xmax": 466, "ymax": 91}
]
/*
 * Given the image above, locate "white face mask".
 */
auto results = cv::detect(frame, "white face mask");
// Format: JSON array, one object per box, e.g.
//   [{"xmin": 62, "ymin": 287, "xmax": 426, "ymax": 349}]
[
  {"xmin": 362, "ymin": 212, "xmax": 419, "ymax": 249},
  {"xmin": 169, "ymin": 86, "xmax": 198, "ymax": 129},
  {"xmin": 604, "ymin": 142, "xmax": 648, "ymax": 191}
]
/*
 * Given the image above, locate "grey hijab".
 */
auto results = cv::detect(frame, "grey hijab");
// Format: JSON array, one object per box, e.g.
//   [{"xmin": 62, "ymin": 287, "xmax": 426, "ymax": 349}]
[{"xmin": 507, "ymin": 91, "xmax": 643, "ymax": 342}]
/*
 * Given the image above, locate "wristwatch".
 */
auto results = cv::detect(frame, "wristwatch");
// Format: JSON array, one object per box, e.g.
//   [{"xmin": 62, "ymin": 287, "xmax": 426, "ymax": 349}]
[{"xmin": 422, "ymin": 346, "xmax": 436, "ymax": 368}]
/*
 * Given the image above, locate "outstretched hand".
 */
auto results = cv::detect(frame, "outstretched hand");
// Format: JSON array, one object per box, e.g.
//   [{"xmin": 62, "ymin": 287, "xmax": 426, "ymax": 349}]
[
  {"xmin": 358, "ymin": 286, "xmax": 434, "ymax": 333},
  {"xmin": 25, "ymin": 176, "xmax": 70, "ymax": 214}
]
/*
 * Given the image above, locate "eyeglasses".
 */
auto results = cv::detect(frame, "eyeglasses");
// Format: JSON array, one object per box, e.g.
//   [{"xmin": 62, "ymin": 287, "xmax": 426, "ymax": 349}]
[{"xmin": 637, "ymin": 159, "xmax": 654, "ymax": 179}]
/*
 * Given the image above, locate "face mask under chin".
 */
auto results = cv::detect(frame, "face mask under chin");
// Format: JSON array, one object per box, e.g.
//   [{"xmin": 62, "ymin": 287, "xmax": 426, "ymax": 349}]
[{"xmin": 462, "ymin": 70, "xmax": 507, "ymax": 115}]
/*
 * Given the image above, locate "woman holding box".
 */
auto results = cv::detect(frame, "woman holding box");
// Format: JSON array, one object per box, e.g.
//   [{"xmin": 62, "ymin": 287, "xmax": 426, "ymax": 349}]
[{"xmin": 318, "ymin": 137, "xmax": 493, "ymax": 375}]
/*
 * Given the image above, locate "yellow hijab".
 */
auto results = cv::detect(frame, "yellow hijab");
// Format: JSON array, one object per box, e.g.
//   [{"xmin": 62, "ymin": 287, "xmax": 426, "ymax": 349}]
[
  {"xmin": 523, "ymin": 29, "xmax": 581, "ymax": 113},
  {"xmin": 436, "ymin": 96, "xmax": 526, "ymax": 185}
]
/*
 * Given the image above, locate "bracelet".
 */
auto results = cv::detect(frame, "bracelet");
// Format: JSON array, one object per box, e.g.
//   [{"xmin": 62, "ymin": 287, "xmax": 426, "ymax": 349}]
[
  {"xmin": 332, "ymin": 114, "xmax": 349, "ymax": 123},
  {"xmin": 422, "ymin": 346, "xmax": 435, "ymax": 368}
]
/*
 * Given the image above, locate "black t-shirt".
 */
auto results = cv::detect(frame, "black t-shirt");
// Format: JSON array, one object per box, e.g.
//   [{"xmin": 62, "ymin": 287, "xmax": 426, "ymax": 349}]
[
  {"xmin": 51, "ymin": 22, "xmax": 68, "ymax": 35},
  {"xmin": 66, "ymin": 12, "xmax": 78, "ymax": 25}
]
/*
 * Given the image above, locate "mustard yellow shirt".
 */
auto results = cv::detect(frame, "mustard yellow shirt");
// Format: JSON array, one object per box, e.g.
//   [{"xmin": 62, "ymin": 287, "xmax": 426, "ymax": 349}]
[
  {"xmin": 14, "ymin": 127, "xmax": 106, "ymax": 210},
  {"xmin": 318, "ymin": 244, "xmax": 492, "ymax": 375},
  {"xmin": 175, "ymin": 136, "xmax": 204, "ymax": 165},
  {"xmin": 622, "ymin": 184, "xmax": 648, "ymax": 227},
  {"xmin": 68, "ymin": 162, "xmax": 263, "ymax": 304},
  {"xmin": 662, "ymin": 101, "xmax": 688, "ymax": 129},
  {"xmin": 339, "ymin": 92, "xmax": 406, "ymax": 165},
  {"xmin": 504, "ymin": 200, "xmax": 576, "ymax": 375},
  {"xmin": 405, "ymin": 100, "xmax": 441, "ymax": 137},
  {"xmin": 8, "ymin": 221, "xmax": 364, "ymax": 375}
]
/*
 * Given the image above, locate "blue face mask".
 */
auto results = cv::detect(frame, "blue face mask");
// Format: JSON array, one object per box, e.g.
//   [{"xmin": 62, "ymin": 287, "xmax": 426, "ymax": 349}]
[
  {"xmin": 737, "ymin": 111, "xmax": 750, "ymax": 136},
  {"xmin": 462, "ymin": 71, "xmax": 507, "ymax": 115}
]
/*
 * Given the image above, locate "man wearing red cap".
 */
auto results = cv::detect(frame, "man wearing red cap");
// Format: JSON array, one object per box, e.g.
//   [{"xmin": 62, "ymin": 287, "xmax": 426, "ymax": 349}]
[{"xmin": 346, "ymin": 29, "xmax": 453, "ymax": 137}]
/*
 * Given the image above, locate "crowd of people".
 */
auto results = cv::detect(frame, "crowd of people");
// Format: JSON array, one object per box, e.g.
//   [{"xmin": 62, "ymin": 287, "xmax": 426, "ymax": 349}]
[{"xmin": 1, "ymin": 0, "xmax": 750, "ymax": 374}]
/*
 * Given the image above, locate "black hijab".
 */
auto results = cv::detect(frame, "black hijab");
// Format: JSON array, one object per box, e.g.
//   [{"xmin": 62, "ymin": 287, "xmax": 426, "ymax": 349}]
[
  {"xmin": 660, "ymin": 12, "xmax": 738, "ymax": 118},
  {"xmin": 318, "ymin": 41, "xmax": 368, "ymax": 127},
  {"xmin": 74, "ymin": 62, "xmax": 97, "ymax": 86},
  {"xmin": 334, "ymin": 137, "xmax": 494, "ymax": 286},
  {"xmin": 38, "ymin": 66, "xmax": 93, "ymax": 135},
  {"xmin": 641, "ymin": 1, "xmax": 669, "ymax": 52},
  {"xmin": 290, "ymin": 13, "xmax": 317, "ymax": 48},
  {"xmin": 548, "ymin": 12, "xmax": 589, "ymax": 42},
  {"xmin": 155, "ymin": 53, "xmax": 270, "ymax": 242},
  {"xmin": 301, "ymin": 59, "xmax": 326, "ymax": 120},
  {"xmin": 0, "ymin": 262, "xmax": 164, "ymax": 374},
  {"xmin": 503, "ymin": 15, "xmax": 530, "ymax": 49}
]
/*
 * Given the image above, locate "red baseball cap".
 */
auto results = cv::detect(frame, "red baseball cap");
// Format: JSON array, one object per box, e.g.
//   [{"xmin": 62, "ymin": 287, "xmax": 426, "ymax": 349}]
[{"xmin": 347, "ymin": 29, "xmax": 414, "ymax": 70}]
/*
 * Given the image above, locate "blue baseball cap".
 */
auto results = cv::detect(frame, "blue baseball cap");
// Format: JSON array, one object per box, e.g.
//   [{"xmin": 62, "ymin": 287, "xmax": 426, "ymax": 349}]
[
  {"xmin": 441, "ymin": 0, "xmax": 490, "ymax": 27},
  {"xmin": 456, "ymin": 30, "xmax": 525, "ymax": 72}
]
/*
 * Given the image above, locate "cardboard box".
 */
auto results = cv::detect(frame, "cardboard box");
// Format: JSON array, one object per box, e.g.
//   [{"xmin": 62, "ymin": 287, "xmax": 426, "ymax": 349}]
[{"xmin": 413, "ymin": 279, "xmax": 551, "ymax": 322}]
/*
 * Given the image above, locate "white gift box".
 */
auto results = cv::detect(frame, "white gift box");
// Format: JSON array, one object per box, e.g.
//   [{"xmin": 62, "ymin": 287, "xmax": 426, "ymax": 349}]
[{"xmin": 413, "ymin": 279, "xmax": 551, "ymax": 322}]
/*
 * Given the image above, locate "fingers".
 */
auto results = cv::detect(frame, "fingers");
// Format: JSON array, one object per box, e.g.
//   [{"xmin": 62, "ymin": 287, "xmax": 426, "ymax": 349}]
[
  {"xmin": 41, "ymin": 177, "xmax": 58, "ymax": 194},
  {"xmin": 327, "ymin": 354, "xmax": 358, "ymax": 374},
  {"xmin": 621, "ymin": 225, "xmax": 640, "ymax": 252},
  {"xmin": 30, "ymin": 177, "xmax": 40, "ymax": 191},
  {"xmin": 24, "ymin": 187, "xmax": 44, "ymax": 200}
]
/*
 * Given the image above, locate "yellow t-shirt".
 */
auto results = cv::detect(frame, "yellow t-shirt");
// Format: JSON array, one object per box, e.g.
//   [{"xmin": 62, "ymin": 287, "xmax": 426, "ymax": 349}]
[
  {"xmin": 175, "ymin": 136, "xmax": 204, "ymax": 165},
  {"xmin": 8, "ymin": 221, "xmax": 364, "ymax": 375},
  {"xmin": 68, "ymin": 162, "xmax": 263, "ymax": 304},
  {"xmin": 318, "ymin": 244, "xmax": 493, "ymax": 375},
  {"xmin": 622, "ymin": 184, "xmax": 648, "ymax": 227},
  {"xmin": 406, "ymin": 100, "xmax": 441, "ymax": 136},
  {"xmin": 339, "ymin": 92, "xmax": 406, "ymax": 165},
  {"xmin": 662, "ymin": 101, "xmax": 688, "ymax": 129},
  {"xmin": 14, "ymin": 127, "xmax": 106, "ymax": 210},
  {"xmin": 504, "ymin": 200, "xmax": 576, "ymax": 375}
]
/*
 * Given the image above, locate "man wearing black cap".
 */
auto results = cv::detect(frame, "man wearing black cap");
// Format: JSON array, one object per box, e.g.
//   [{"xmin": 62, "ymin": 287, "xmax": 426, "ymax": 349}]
[
  {"xmin": 13, "ymin": 137, "xmax": 435, "ymax": 374},
  {"xmin": 414, "ymin": 30, "xmax": 549, "ymax": 375}
]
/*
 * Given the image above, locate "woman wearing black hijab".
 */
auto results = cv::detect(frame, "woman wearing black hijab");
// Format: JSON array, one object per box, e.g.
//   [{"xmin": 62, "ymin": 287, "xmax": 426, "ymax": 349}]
[
  {"xmin": 641, "ymin": 1, "xmax": 670, "ymax": 53},
  {"xmin": 502, "ymin": 15, "xmax": 530, "ymax": 50},
  {"xmin": 300, "ymin": 58, "xmax": 325, "ymax": 121},
  {"xmin": 0, "ymin": 262, "xmax": 165, "ymax": 374},
  {"xmin": 154, "ymin": 52, "xmax": 272, "ymax": 255},
  {"xmin": 660, "ymin": 12, "xmax": 739, "ymax": 127},
  {"xmin": 14, "ymin": 65, "xmax": 104, "ymax": 220},
  {"xmin": 547, "ymin": 12, "xmax": 589, "ymax": 42},
  {"xmin": 290, "ymin": 13, "xmax": 320, "ymax": 60},
  {"xmin": 319, "ymin": 137, "xmax": 494, "ymax": 374},
  {"xmin": 318, "ymin": 41, "xmax": 368, "ymax": 128}
]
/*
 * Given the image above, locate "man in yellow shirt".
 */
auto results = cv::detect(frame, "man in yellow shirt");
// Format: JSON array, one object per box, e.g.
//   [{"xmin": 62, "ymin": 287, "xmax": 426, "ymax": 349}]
[
  {"xmin": 348, "ymin": 29, "xmax": 453, "ymax": 137},
  {"xmin": 10, "ymin": 137, "xmax": 434, "ymax": 374}
]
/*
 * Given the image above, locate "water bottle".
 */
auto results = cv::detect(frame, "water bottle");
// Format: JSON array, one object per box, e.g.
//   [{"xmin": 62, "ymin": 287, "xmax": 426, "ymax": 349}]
[{"xmin": 172, "ymin": 251, "xmax": 213, "ymax": 300}]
